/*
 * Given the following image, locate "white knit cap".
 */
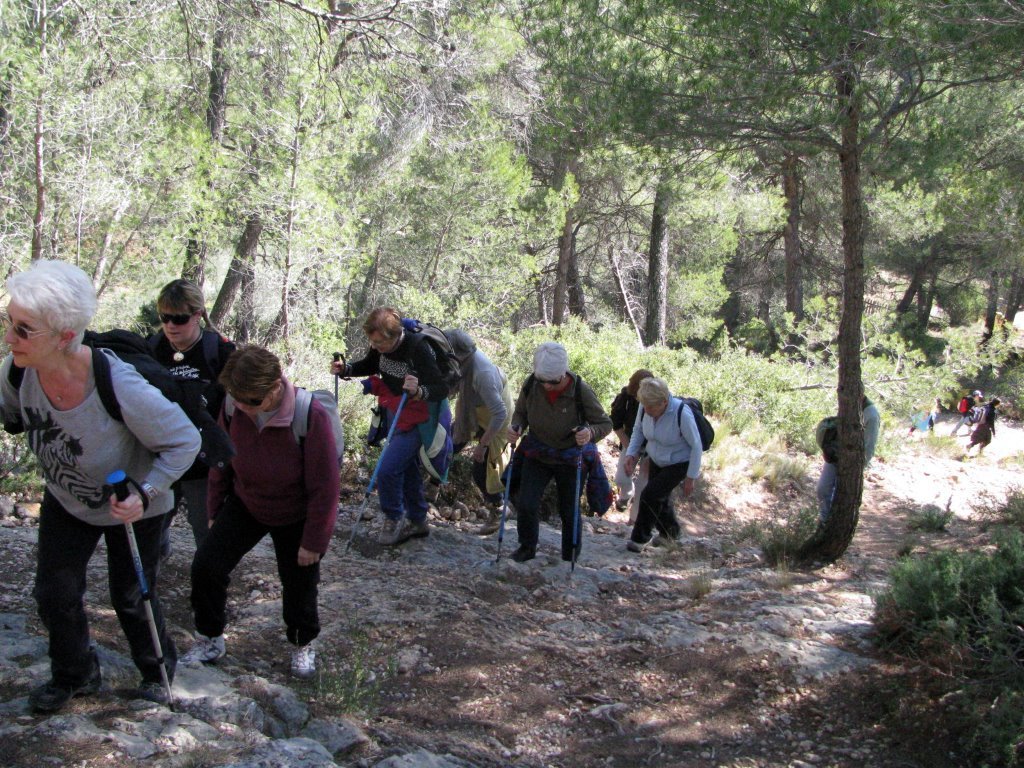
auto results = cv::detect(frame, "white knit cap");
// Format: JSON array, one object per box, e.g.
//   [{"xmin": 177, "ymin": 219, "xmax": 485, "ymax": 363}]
[{"xmin": 533, "ymin": 342, "xmax": 568, "ymax": 381}]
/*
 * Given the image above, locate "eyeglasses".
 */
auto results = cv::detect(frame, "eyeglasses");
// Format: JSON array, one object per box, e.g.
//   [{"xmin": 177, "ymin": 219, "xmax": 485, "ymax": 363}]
[
  {"xmin": 1, "ymin": 311, "xmax": 52, "ymax": 340},
  {"xmin": 232, "ymin": 392, "xmax": 267, "ymax": 407},
  {"xmin": 159, "ymin": 312, "xmax": 194, "ymax": 326},
  {"xmin": 536, "ymin": 375, "xmax": 563, "ymax": 385}
]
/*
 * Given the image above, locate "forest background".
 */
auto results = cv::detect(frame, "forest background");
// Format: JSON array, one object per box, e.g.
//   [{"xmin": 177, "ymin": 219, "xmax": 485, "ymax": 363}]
[{"xmin": 2, "ymin": 0, "xmax": 1024, "ymax": 563}]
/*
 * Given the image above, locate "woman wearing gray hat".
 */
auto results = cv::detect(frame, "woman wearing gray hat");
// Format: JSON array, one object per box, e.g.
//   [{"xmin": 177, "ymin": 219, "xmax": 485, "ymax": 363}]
[
  {"xmin": 506, "ymin": 342, "xmax": 612, "ymax": 562},
  {"xmin": 446, "ymin": 329, "xmax": 513, "ymax": 534}
]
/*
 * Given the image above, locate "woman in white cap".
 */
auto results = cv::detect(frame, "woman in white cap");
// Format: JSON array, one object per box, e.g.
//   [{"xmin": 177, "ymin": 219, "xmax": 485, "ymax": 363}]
[{"xmin": 506, "ymin": 342, "xmax": 612, "ymax": 562}]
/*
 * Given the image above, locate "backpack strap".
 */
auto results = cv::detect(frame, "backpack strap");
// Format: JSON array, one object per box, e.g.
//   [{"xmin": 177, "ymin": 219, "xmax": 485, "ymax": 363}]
[
  {"xmin": 201, "ymin": 329, "xmax": 221, "ymax": 373},
  {"xmin": 90, "ymin": 347, "xmax": 123, "ymax": 422},
  {"xmin": 292, "ymin": 387, "xmax": 313, "ymax": 448}
]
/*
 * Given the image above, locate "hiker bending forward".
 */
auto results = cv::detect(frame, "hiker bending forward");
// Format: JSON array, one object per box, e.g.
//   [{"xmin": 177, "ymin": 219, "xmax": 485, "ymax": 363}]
[
  {"xmin": 185, "ymin": 346, "xmax": 339, "ymax": 680},
  {"xmin": 624, "ymin": 378, "xmax": 702, "ymax": 552},
  {"xmin": 506, "ymin": 342, "xmax": 612, "ymax": 563},
  {"xmin": 0, "ymin": 260, "xmax": 200, "ymax": 712},
  {"xmin": 817, "ymin": 396, "xmax": 880, "ymax": 522},
  {"xmin": 332, "ymin": 307, "xmax": 452, "ymax": 546}
]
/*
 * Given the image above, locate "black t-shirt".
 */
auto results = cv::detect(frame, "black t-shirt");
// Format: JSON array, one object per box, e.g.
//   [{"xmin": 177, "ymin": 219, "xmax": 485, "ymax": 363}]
[{"xmin": 149, "ymin": 329, "xmax": 236, "ymax": 478}]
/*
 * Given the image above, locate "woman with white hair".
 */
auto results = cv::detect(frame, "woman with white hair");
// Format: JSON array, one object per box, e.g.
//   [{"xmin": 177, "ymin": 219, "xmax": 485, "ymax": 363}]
[
  {"xmin": 506, "ymin": 342, "xmax": 612, "ymax": 562},
  {"xmin": 623, "ymin": 377, "xmax": 703, "ymax": 552},
  {"xmin": 0, "ymin": 260, "xmax": 200, "ymax": 712}
]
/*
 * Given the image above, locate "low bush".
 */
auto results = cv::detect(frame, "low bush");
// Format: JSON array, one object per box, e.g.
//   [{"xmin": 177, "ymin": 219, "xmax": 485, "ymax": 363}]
[
  {"xmin": 735, "ymin": 506, "xmax": 819, "ymax": 568},
  {"xmin": 873, "ymin": 529, "xmax": 1024, "ymax": 766},
  {"xmin": 906, "ymin": 503, "xmax": 955, "ymax": 533}
]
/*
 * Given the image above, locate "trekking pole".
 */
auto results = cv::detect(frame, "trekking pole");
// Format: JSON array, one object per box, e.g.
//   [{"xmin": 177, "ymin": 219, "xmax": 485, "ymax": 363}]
[
  {"xmin": 570, "ymin": 443, "xmax": 583, "ymax": 577},
  {"xmin": 332, "ymin": 352, "xmax": 343, "ymax": 401},
  {"xmin": 106, "ymin": 470, "xmax": 173, "ymax": 710},
  {"xmin": 345, "ymin": 391, "xmax": 408, "ymax": 553},
  {"xmin": 495, "ymin": 433, "xmax": 518, "ymax": 565}
]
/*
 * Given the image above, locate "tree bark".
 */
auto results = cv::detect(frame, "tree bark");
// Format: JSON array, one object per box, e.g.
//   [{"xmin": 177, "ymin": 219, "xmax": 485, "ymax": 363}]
[
  {"xmin": 981, "ymin": 269, "xmax": 999, "ymax": 344},
  {"xmin": 566, "ymin": 224, "xmax": 587, "ymax": 321},
  {"xmin": 895, "ymin": 259, "xmax": 927, "ymax": 315},
  {"xmin": 781, "ymin": 154, "xmax": 804, "ymax": 325},
  {"xmin": 210, "ymin": 216, "xmax": 263, "ymax": 329},
  {"xmin": 1004, "ymin": 267, "xmax": 1024, "ymax": 326},
  {"xmin": 31, "ymin": 1, "xmax": 48, "ymax": 261},
  {"xmin": 644, "ymin": 179, "xmax": 670, "ymax": 346},
  {"xmin": 609, "ymin": 246, "xmax": 644, "ymax": 344},
  {"xmin": 798, "ymin": 64, "xmax": 865, "ymax": 566},
  {"xmin": 552, "ymin": 207, "xmax": 574, "ymax": 326},
  {"xmin": 183, "ymin": 16, "xmax": 232, "ymax": 286}
]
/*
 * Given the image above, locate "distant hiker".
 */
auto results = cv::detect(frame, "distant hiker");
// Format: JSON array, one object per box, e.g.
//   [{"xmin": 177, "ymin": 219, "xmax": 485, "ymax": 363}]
[
  {"xmin": 445, "ymin": 329, "xmax": 513, "ymax": 536},
  {"xmin": 609, "ymin": 368, "xmax": 654, "ymax": 523},
  {"xmin": 950, "ymin": 390, "xmax": 982, "ymax": 436},
  {"xmin": 183, "ymin": 346, "xmax": 340, "ymax": 680},
  {"xmin": 623, "ymin": 378, "xmax": 704, "ymax": 552},
  {"xmin": 906, "ymin": 397, "xmax": 942, "ymax": 436},
  {"xmin": 149, "ymin": 279, "xmax": 235, "ymax": 558},
  {"xmin": 817, "ymin": 395, "xmax": 881, "ymax": 523},
  {"xmin": 967, "ymin": 397, "xmax": 1001, "ymax": 454},
  {"xmin": 506, "ymin": 342, "xmax": 612, "ymax": 563},
  {"xmin": 0, "ymin": 260, "xmax": 200, "ymax": 712},
  {"xmin": 332, "ymin": 307, "xmax": 452, "ymax": 546}
]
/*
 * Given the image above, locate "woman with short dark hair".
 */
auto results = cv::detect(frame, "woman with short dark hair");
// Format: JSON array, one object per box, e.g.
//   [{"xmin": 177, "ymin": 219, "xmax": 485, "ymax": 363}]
[{"xmin": 183, "ymin": 345, "xmax": 340, "ymax": 679}]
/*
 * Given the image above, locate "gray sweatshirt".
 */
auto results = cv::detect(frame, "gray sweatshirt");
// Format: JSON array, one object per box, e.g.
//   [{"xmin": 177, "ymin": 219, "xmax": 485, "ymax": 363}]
[{"xmin": 0, "ymin": 350, "xmax": 200, "ymax": 525}]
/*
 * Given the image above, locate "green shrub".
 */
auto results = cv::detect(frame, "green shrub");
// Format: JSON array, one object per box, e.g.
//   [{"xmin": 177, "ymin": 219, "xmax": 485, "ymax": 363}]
[
  {"xmin": 735, "ymin": 507, "xmax": 819, "ymax": 568},
  {"xmin": 973, "ymin": 487, "xmax": 1024, "ymax": 531},
  {"xmin": 873, "ymin": 530, "xmax": 1024, "ymax": 766},
  {"xmin": 906, "ymin": 503, "xmax": 955, "ymax": 533}
]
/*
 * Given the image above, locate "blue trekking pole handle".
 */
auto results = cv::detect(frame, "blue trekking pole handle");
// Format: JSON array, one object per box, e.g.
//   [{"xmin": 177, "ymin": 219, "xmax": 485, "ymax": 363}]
[
  {"xmin": 345, "ymin": 391, "xmax": 409, "ymax": 553},
  {"xmin": 107, "ymin": 470, "xmax": 173, "ymax": 707}
]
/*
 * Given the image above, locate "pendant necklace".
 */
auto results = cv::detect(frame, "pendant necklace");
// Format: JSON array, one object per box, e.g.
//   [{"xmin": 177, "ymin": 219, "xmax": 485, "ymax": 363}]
[{"xmin": 172, "ymin": 333, "xmax": 202, "ymax": 363}]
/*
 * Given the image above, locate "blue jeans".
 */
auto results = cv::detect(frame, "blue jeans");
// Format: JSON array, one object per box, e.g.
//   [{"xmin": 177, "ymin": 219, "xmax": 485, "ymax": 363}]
[
  {"xmin": 190, "ymin": 494, "xmax": 321, "ymax": 647},
  {"xmin": 515, "ymin": 456, "xmax": 582, "ymax": 560},
  {"xmin": 35, "ymin": 490, "xmax": 176, "ymax": 686},
  {"xmin": 377, "ymin": 426, "xmax": 431, "ymax": 524}
]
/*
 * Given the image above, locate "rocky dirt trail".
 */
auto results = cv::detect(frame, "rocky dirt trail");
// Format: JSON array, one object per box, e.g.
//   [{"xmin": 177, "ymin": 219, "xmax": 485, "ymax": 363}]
[{"xmin": 0, "ymin": 412, "xmax": 1020, "ymax": 768}]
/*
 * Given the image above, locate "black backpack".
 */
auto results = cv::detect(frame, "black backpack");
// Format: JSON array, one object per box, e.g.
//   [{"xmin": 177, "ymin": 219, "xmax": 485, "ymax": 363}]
[
  {"xmin": 404, "ymin": 319, "xmax": 461, "ymax": 398},
  {"xmin": 815, "ymin": 415, "xmax": 840, "ymax": 464},
  {"xmin": 4, "ymin": 329, "xmax": 235, "ymax": 470},
  {"xmin": 638, "ymin": 397, "xmax": 715, "ymax": 452}
]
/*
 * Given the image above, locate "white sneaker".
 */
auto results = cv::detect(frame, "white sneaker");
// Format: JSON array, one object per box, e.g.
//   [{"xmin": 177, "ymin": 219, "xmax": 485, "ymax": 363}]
[
  {"xmin": 291, "ymin": 643, "xmax": 316, "ymax": 679},
  {"xmin": 181, "ymin": 633, "xmax": 226, "ymax": 665},
  {"xmin": 378, "ymin": 518, "xmax": 404, "ymax": 546}
]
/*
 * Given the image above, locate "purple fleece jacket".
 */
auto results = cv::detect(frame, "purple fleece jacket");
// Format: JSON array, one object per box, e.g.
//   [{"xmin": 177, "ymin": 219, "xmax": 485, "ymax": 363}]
[{"xmin": 207, "ymin": 379, "xmax": 340, "ymax": 554}]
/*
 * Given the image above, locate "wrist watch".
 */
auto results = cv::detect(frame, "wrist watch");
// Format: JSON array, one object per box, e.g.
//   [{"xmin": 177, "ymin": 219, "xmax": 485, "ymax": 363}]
[{"xmin": 140, "ymin": 481, "xmax": 159, "ymax": 504}]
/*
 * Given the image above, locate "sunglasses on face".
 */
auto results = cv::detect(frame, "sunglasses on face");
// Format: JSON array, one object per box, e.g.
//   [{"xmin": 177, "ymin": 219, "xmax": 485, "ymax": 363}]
[
  {"xmin": 1, "ymin": 311, "xmax": 51, "ymax": 340},
  {"xmin": 537, "ymin": 375, "xmax": 563, "ymax": 385},
  {"xmin": 232, "ymin": 392, "xmax": 267, "ymax": 407},
  {"xmin": 159, "ymin": 312, "xmax": 194, "ymax": 326}
]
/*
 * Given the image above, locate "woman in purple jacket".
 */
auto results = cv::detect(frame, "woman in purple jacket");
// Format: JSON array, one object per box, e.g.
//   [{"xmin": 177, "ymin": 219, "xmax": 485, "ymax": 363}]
[{"xmin": 182, "ymin": 346, "xmax": 340, "ymax": 679}]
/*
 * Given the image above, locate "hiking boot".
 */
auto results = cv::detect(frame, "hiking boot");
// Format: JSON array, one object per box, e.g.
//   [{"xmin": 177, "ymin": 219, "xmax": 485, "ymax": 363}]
[
  {"xmin": 135, "ymin": 681, "xmax": 170, "ymax": 705},
  {"xmin": 476, "ymin": 504, "xmax": 503, "ymax": 536},
  {"xmin": 510, "ymin": 545, "xmax": 536, "ymax": 563},
  {"xmin": 406, "ymin": 519, "xmax": 430, "ymax": 539},
  {"xmin": 28, "ymin": 663, "xmax": 102, "ymax": 713},
  {"xmin": 626, "ymin": 537, "xmax": 653, "ymax": 553},
  {"xmin": 614, "ymin": 495, "xmax": 631, "ymax": 512},
  {"xmin": 291, "ymin": 642, "xmax": 316, "ymax": 679},
  {"xmin": 181, "ymin": 633, "xmax": 226, "ymax": 665},
  {"xmin": 378, "ymin": 518, "xmax": 405, "ymax": 546}
]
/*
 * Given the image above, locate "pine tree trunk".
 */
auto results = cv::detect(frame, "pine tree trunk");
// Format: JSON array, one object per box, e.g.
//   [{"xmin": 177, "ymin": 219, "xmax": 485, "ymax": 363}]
[
  {"xmin": 644, "ymin": 181, "xmax": 670, "ymax": 346},
  {"xmin": 209, "ymin": 216, "xmax": 263, "ymax": 329},
  {"xmin": 552, "ymin": 208, "xmax": 573, "ymax": 326},
  {"xmin": 782, "ymin": 154, "xmax": 804, "ymax": 325},
  {"xmin": 1004, "ymin": 268, "xmax": 1023, "ymax": 326},
  {"xmin": 798, "ymin": 65, "xmax": 865, "ymax": 566}
]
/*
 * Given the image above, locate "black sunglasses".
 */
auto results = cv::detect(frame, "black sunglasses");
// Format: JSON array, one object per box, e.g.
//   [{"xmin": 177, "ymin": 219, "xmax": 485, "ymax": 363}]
[
  {"xmin": 536, "ymin": 375, "xmax": 563, "ymax": 385},
  {"xmin": 231, "ymin": 392, "xmax": 267, "ymax": 407},
  {"xmin": 159, "ymin": 312, "xmax": 194, "ymax": 326}
]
